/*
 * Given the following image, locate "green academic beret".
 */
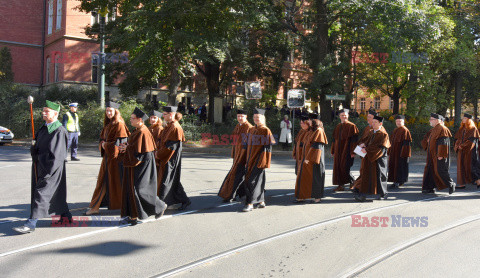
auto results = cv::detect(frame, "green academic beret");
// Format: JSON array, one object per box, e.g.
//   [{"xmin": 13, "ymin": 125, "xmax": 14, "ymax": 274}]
[{"xmin": 46, "ymin": 100, "xmax": 60, "ymax": 112}]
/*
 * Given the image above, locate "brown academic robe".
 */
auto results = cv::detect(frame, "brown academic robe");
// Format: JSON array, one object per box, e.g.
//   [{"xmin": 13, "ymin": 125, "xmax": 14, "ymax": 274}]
[
  {"xmin": 422, "ymin": 124, "xmax": 454, "ymax": 191},
  {"xmin": 218, "ymin": 121, "xmax": 253, "ymax": 200},
  {"xmin": 244, "ymin": 124, "xmax": 275, "ymax": 205},
  {"xmin": 359, "ymin": 125, "xmax": 386, "ymax": 143},
  {"xmin": 388, "ymin": 126, "xmax": 412, "ymax": 184},
  {"xmin": 120, "ymin": 125, "xmax": 166, "ymax": 220},
  {"xmin": 354, "ymin": 128, "xmax": 391, "ymax": 195},
  {"xmin": 89, "ymin": 121, "xmax": 130, "ymax": 210},
  {"xmin": 454, "ymin": 126, "xmax": 480, "ymax": 185},
  {"xmin": 293, "ymin": 129, "xmax": 308, "ymax": 175},
  {"xmin": 156, "ymin": 121, "xmax": 190, "ymax": 205},
  {"xmin": 148, "ymin": 123, "xmax": 163, "ymax": 146},
  {"xmin": 295, "ymin": 128, "xmax": 328, "ymax": 199},
  {"xmin": 331, "ymin": 121, "xmax": 359, "ymax": 185}
]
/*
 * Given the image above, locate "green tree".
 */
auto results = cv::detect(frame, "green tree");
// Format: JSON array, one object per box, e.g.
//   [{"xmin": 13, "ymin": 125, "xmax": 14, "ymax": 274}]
[{"xmin": 0, "ymin": 47, "xmax": 14, "ymax": 83}]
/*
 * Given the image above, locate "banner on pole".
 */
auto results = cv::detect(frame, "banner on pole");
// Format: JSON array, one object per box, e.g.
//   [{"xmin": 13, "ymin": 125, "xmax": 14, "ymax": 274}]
[{"xmin": 287, "ymin": 89, "xmax": 306, "ymax": 108}]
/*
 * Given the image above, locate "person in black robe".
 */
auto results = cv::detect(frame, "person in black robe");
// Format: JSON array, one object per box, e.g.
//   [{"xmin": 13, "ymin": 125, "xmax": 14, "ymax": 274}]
[
  {"xmin": 218, "ymin": 109, "xmax": 252, "ymax": 202},
  {"xmin": 13, "ymin": 100, "xmax": 72, "ymax": 234},
  {"xmin": 421, "ymin": 113, "xmax": 455, "ymax": 194},
  {"xmin": 156, "ymin": 106, "xmax": 191, "ymax": 210},
  {"xmin": 243, "ymin": 108, "xmax": 275, "ymax": 212},
  {"xmin": 353, "ymin": 115, "xmax": 391, "ymax": 202},
  {"xmin": 118, "ymin": 107, "xmax": 167, "ymax": 225}
]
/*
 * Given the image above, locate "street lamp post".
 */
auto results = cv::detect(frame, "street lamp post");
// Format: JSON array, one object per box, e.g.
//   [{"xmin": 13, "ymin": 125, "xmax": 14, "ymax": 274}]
[{"xmin": 98, "ymin": 14, "xmax": 106, "ymax": 109}]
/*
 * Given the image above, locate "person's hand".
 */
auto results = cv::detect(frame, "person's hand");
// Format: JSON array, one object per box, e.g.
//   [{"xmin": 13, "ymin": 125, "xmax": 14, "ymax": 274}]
[
  {"xmin": 304, "ymin": 160, "xmax": 309, "ymax": 165},
  {"xmin": 118, "ymin": 143, "xmax": 127, "ymax": 153},
  {"xmin": 361, "ymin": 148, "xmax": 367, "ymax": 154},
  {"xmin": 438, "ymin": 157, "xmax": 444, "ymax": 160},
  {"xmin": 101, "ymin": 141, "xmax": 106, "ymax": 149},
  {"xmin": 359, "ymin": 143, "xmax": 365, "ymax": 148},
  {"xmin": 351, "ymin": 154, "xmax": 355, "ymax": 158}
]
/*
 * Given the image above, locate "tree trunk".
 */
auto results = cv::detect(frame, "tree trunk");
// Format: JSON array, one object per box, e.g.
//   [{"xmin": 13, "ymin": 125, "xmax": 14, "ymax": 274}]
[
  {"xmin": 392, "ymin": 89, "xmax": 400, "ymax": 115},
  {"xmin": 204, "ymin": 60, "xmax": 221, "ymax": 124},
  {"xmin": 313, "ymin": 0, "xmax": 331, "ymax": 121},
  {"xmin": 454, "ymin": 71, "xmax": 463, "ymax": 127},
  {"xmin": 167, "ymin": 55, "xmax": 181, "ymax": 105}
]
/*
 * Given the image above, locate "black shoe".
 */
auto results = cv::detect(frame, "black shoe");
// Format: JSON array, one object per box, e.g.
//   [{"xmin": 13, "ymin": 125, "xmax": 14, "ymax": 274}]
[
  {"xmin": 422, "ymin": 189, "xmax": 435, "ymax": 194},
  {"xmin": 455, "ymin": 185, "xmax": 466, "ymax": 190},
  {"xmin": 389, "ymin": 184, "xmax": 397, "ymax": 189},
  {"xmin": 449, "ymin": 184, "xmax": 455, "ymax": 195},
  {"xmin": 64, "ymin": 159, "xmax": 68, "ymax": 162},
  {"xmin": 222, "ymin": 199, "xmax": 232, "ymax": 203},
  {"xmin": 71, "ymin": 157, "xmax": 80, "ymax": 161},
  {"xmin": 178, "ymin": 200, "xmax": 191, "ymax": 211},
  {"xmin": 13, "ymin": 225, "xmax": 35, "ymax": 234},
  {"xmin": 127, "ymin": 217, "xmax": 138, "ymax": 226},
  {"xmin": 293, "ymin": 199, "xmax": 306, "ymax": 203},
  {"xmin": 381, "ymin": 193, "xmax": 389, "ymax": 200},
  {"xmin": 55, "ymin": 215, "xmax": 73, "ymax": 225}
]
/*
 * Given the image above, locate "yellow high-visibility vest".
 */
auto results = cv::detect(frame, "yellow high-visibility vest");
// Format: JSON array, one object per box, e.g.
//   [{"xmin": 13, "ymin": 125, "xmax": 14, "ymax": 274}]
[{"xmin": 66, "ymin": 111, "xmax": 80, "ymax": 132}]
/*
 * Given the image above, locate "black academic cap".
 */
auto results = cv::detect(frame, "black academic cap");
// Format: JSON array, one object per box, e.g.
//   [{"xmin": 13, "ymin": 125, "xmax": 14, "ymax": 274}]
[
  {"xmin": 133, "ymin": 107, "xmax": 148, "ymax": 121},
  {"xmin": 373, "ymin": 115, "xmax": 384, "ymax": 123},
  {"xmin": 395, "ymin": 115, "xmax": 405, "ymax": 120},
  {"xmin": 430, "ymin": 113, "xmax": 445, "ymax": 121},
  {"xmin": 368, "ymin": 110, "xmax": 377, "ymax": 116},
  {"xmin": 149, "ymin": 110, "xmax": 162, "ymax": 117},
  {"xmin": 253, "ymin": 108, "xmax": 266, "ymax": 115},
  {"xmin": 309, "ymin": 113, "xmax": 320, "ymax": 120},
  {"xmin": 163, "ymin": 106, "xmax": 178, "ymax": 113},
  {"xmin": 339, "ymin": 109, "xmax": 350, "ymax": 115},
  {"xmin": 106, "ymin": 101, "xmax": 120, "ymax": 109},
  {"xmin": 464, "ymin": 113, "xmax": 473, "ymax": 119},
  {"xmin": 300, "ymin": 115, "xmax": 309, "ymax": 121},
  {"xmin": 237, "ymin": 109, "xmax": 247, "ymax": 115}
]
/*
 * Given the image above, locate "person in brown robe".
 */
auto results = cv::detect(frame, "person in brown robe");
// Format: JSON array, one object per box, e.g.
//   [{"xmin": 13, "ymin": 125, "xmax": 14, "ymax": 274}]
[
  {"xmin": 292, "ymin": 116, "xmax": 309, "ymax": 175},
  {"xmin": 156, "ymin": 106, "xmax": 191, "ymax": 210},
  {"xmin": 387, "ymin": 115, "xmax": 412, "ymax": 188},
  {"xmin": 148, "ymin": 110, "xmax": 164, "ymax": 146},
  {"xmin": 422, "ymin": 113, "xmax": 455, "ymax": 194},
  {"xmin": 359, "ymin": 110, "xmax": 386, "ymax": 143},
  {"xmin": 454, "ymin": 113, "xmax": 480, "ymax": 189},
  {"xmin": 242, "ymin": 108, "xmax": 275, "ymax": 212},
  {"xmin": 353, "ymin": 115, "xmax": 391, "ymax": 202},
  {"xmin": 85, "ymin": 101, "xmax": 130, "ymax": 216},
  {"xmin": 294, "ymin": 114, "xmax": 328, "ymax": 203},
  {"xmin": 331, "ymin": 109, "xmax": 359, "ymax": 191},
  {"xmin": 218, "ymin": 109, "xmax": 253, "ymax": 202},
  {"xmin": 118, "ymin": 107, "xmax": 167, "ymax": 225}
]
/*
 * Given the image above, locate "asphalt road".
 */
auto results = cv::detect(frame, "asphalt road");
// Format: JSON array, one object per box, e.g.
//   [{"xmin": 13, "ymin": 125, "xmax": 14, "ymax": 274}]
[{"xmin": 0, "ymin": 145, "xmax": 479, "ymax": 278}]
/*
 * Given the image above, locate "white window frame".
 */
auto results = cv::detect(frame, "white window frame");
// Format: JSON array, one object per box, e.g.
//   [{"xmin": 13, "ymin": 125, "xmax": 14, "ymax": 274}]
[
  {"xmin": 374, "ymin": 97, "xmax": 381, "ymax": 110},
  {"xmin": 54, "ymin": 54, "xmax": 59, "ymax": 82},
  {"xmin": 56, "ymin": 0, "xmax": 62, "ymax": 30},
  {"xmin": 360, "ymin": 97, "xmax": 366, "ymax": 111},
  {"xmin": 48, "ymin": 0, "xmax": 53, "ymax": 35},
  {"xmin": 46, "ymin": 57, "xmax": 51, "ymax": 84}
]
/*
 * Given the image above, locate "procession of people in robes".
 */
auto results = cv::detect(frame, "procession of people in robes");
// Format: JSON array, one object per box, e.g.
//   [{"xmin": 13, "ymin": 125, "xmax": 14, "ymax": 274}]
[{"xmin": 15, "ymin": 98, "xmax": 480, "ymax": 234}]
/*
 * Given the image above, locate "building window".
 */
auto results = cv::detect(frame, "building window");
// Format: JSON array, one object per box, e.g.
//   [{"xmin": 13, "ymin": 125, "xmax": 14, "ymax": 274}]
[
  {"xmin": 54, "ymin": 54, "xmax": 59, "ymax": 82},
  {"xmin": 56, "ymin": 0, "xmax": 62, "ymax": 30},
  {"xmin": 48, "ymin": 0, "xmax": 53, "ymax": 35},
  {"xmin": 374, "ymin": 97, "xmax": 381, "ymax": 110},
  {"xmin": 284, "ymin": 79, "xmax": 293, "ymax": 99},
  {"xmin": 46, "ymin": 57, "xmax": 51, "ymax": 84},
  {"xmin": 91, "ymin": 55, "xmax": 98, "ymax": 83},
  {"xmin": 360, "ymin": 98, "xmax": 366, "ymax": 111}
]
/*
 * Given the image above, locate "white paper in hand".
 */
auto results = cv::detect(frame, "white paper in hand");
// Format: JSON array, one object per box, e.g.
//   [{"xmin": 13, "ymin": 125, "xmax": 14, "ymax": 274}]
[{"xmin": 354, "ymin": 145, "xmax": 366, "ymax": 158}]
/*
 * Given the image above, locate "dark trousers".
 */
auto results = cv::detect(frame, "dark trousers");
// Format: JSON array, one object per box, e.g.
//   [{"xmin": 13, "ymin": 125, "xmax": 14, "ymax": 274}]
[{"xmin": 67, "ymin": 132, "xmax": 79, "ymax": 158}]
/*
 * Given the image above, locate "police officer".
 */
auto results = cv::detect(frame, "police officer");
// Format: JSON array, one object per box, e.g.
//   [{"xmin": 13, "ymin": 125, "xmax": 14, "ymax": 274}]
[{"xmin": 62, "ymin": 103, "xmax": 81, "ymax": 161}]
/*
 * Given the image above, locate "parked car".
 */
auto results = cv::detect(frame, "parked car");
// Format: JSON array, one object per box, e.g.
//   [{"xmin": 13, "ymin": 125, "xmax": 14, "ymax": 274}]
[{"xmin": 0, "ymin": 126, "xmax": 14, "ymax": 145}]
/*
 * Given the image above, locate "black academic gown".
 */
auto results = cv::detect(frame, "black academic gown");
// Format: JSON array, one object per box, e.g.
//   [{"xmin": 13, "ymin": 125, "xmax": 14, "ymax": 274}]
[
  {"xmin": 157, "ymin": 122, "xmax": 189, "ymax": 206},
  {"xmin": 121, "ymin": 125, "xmax": 166, "ymax": 220},
  {"xmin": 30, "ymin": 121, "xmax": 70, "ymax": 219}
]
